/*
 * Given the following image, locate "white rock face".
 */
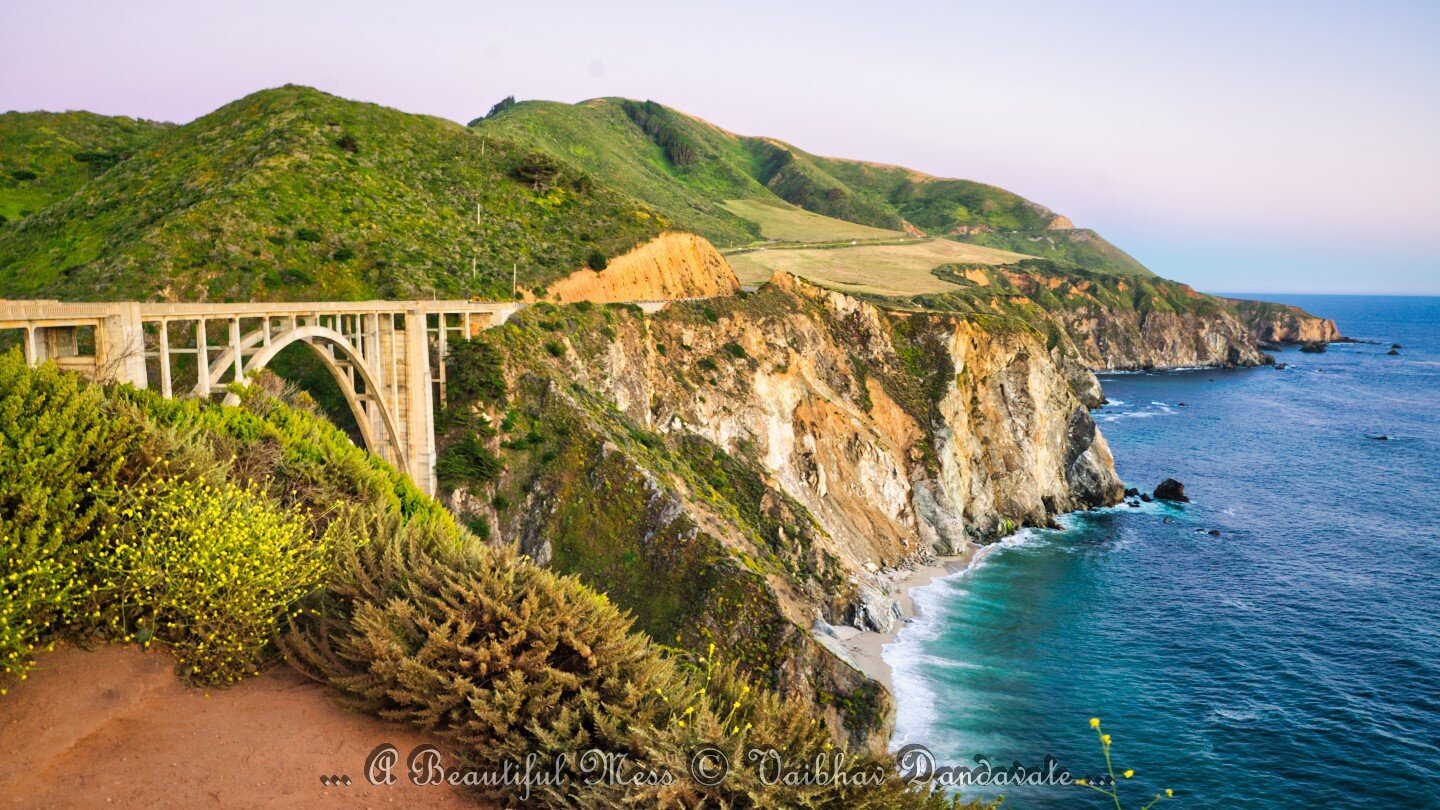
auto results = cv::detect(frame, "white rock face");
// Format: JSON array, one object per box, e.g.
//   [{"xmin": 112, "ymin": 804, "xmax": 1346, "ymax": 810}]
[{"xmin": 556, "ymin": 272, "xmax": 1123, "ymax": 635}]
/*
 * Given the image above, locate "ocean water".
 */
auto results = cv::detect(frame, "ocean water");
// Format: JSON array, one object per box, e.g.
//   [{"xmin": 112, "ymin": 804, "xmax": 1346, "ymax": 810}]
[{"xmin": 887, "ymin": 295, "xmax": 1440, "ymax": 808}]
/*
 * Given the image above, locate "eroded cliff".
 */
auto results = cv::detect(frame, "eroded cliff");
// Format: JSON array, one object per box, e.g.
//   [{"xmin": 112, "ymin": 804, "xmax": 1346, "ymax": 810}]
[
  {"xmin": 438, "ymin": 271, "xmax": 1122, "ymax": 748},
  {"xmin": 545, "ymin": 231, "xmax": 740, "ymax": 303},
  {"xmin": 907, "ymin": 260, "xmax": 1338, "ymax": 370},
  {"xmin": 1226, "ymin": 297, "xmax": 1344, "ymax": 345}
]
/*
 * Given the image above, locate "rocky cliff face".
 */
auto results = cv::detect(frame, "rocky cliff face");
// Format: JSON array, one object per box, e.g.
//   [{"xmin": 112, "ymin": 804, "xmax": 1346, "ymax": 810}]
[
  {"xmin": 1225, "ymin": 298, "xmax": 1343, "ymax": 345},
  {"xmin": 1051, "ymin": 305, "xmax": 1274, "ymax": 370},
  {"xmin": 445, "ymin": 271, "xmax": 1123, "ymax": 749}
]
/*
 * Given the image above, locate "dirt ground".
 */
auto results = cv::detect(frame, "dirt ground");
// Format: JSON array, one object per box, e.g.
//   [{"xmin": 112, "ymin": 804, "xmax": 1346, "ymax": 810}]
[{"xmin": 0, "ymin": 643, "xmax": 475, "ymax": 808}]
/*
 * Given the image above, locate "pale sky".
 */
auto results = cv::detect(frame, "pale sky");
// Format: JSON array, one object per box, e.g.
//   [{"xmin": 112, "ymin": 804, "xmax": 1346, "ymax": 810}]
[{"xmin": 3, "ymin": 0, "xmax": 1437, "ymax": 294}]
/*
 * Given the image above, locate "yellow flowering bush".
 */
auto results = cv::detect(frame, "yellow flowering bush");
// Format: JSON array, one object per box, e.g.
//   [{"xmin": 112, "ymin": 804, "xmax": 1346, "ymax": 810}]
[
  {"xmin": 81, "ymin": 478, "xmax": 333, "ymax": 683},
  {"xmin": 0, "ymin": 351, "xmax": 144, "ymax": 679}
]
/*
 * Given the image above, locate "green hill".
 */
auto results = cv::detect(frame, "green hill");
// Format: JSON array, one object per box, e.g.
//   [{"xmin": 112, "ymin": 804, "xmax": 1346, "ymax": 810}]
[
  {"xmin": 0, "ymin": 86, "xmax": 665, "ymax": 302},
  {"xmin": 0, "ymin": 110, "xmax": 167, "ymax": 224},
  {"xmin": 475, "ymin": 97, "xmax": 1152, "ymax": 276}
]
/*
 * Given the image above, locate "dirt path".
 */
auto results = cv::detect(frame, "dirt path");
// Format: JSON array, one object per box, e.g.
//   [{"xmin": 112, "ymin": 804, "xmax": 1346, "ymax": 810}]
[{"xmin": 0, "ymin": 644, "xmax": 475, "ymax": 808}]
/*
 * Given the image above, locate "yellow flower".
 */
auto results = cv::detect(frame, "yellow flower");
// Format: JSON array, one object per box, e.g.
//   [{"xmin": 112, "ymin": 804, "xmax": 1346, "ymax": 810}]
[
  {"xmin": 1124, "ymin": 769, "xmax": 1134, "ymax": 778},
  {"xmin": 1166, "ymin": 789, "xmax": 1174, "ymax": 797},
  {"xmin": 1101, "ymin": 734, "xmax": 1111, "ymax": 745},
  {"xmin": 1089, "ymin": 717, "xmax": 1100, "ymax": 728}
]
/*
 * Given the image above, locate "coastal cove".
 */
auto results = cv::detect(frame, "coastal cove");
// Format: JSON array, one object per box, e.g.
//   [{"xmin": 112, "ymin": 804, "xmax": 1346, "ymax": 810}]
[{"xmin": 877, "ymin": 295, "xmax": 1440, "ymax": 807}]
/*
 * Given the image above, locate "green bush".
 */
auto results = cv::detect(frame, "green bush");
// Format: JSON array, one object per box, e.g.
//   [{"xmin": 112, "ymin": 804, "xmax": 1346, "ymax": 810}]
[
  {"xmin": 0, "ymin": 352, "xmax": 144, "ymax": 678},
  {"xmin": 435, "ymin": 434, "xmax": 502, "ymax": 489},
  {"xmin": 544, "ymin": 339, "xmax": 565, "ymax": 357},
  {"xmin": 586, "ymin": 248, "xmax": 608, "ymax": 271},
  {"xmin": 281, "ymin": 515, "xmax": 971, "ymax": 808},
  {"xmin": 444, "ymin": 337, "xmax": 507, "ymax": 409}
]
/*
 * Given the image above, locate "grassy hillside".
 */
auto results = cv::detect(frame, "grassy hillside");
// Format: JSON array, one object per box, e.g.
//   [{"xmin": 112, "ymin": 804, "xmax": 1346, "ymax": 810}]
[
  {"xmin": 0, "ymin": 111, "xmax": 166, "ymax": 224},
  {"xmin": 0, "ymin": 86, "xmax": 665, "ymax": 302},
  {"xmin": 720, "ymin": 197, "xmax": 904, "ymax": 242},
  {"xmin": 726, "ymin": 237, "xmax": 1032, "ymax": 293},
  {"xmin": 476, "ymin": 97, "xmax": 1154, "ymax": 277}
]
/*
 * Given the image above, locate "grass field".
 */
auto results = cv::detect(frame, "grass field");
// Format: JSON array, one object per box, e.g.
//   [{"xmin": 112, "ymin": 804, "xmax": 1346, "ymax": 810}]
[
  {"xmin": 726, "ymin": 238, "xmax": 1035, "ymax": 295},
  {"xmin": 720, "ymin": 198, "xmax": 905, "ymax": 243}
]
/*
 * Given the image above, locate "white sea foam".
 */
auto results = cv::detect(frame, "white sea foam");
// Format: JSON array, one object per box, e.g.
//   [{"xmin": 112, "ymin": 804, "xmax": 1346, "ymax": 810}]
[{"xmin": 884, "ymin": 529, "xmax": 1045, "ymax": 750}]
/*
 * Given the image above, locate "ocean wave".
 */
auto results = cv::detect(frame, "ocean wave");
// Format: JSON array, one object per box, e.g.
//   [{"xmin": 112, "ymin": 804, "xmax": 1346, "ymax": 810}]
[
  {"xmin": 1098, "ymin": 409, "xmax": 1173, "ymax": 422},
  {"xmin": 884, "ymin": 529, "xmax": 1047, "ymax": 748}
]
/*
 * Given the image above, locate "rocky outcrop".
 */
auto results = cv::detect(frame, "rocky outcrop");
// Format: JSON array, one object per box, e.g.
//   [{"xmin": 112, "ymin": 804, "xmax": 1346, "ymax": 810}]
[
  {"xmin": 545, "ymin": 232, "xmax": 740, "ymax": 303},
  {"xmin": 1153, "ymin": 478, "xmax": 1189, "ymax": 502},
  {"xmin": 1051, "ymin": 306, "xmax": 1272, "ymax": 370},
  {"xmin": 1225, "ymin": 297, "xmax": 1343, "ymax": 345},
  {"xmin": 451, "ymin": 271, "xmax": 1123, "ymax": 750}
]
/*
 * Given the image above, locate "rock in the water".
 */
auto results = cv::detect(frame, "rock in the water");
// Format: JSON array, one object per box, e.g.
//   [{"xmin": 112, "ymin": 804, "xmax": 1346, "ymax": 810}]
[
  {"xmin": 1300, "ymin": 342, "xmax": 1327, "ymax": 354},
  {"xmin": 1140, "ymin": 493, "xmax": 1154, "ymax": 503},
  {"xmin": 1387, "ymin": 348, "xmax": 1400, "ymax": 356},
  {"xmin": 1153, "ymin": 478, "xmax": 1189, "ymax": 502},
  {"xmin": 1392, "ymin": 343, "xmax": 1403, "ymax": 349},
  {"xmin": 1207, "ymin": 529, "xmax": 1222, "ymax": 536},
  {"xmin": 1162, "ymin": 516, "xmax": 1175, "ymax": 524},
  {"xmin": 1124, "ymin": 487, "xmax": 1140, "ymax": 498},
  {"xmin": 1128, "ymin": 501, "xmax": 1141, "ymax": 508},
  {"xmin": 1368, "ymin": 434, "xmax": 1389, "ymax": 441},
  {"xmin": 1177, "ymin": 402, "xmax": 1189, "ymax": 407},
  {"xmin": 1275, "ymin": 363, "xmax": 1288, "ymax": 370}
]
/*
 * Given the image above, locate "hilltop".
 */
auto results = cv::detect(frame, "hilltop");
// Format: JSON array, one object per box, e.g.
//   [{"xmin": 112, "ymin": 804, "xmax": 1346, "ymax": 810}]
[
  {"xmin": 0, "ymin": 87, "xmax": 665, "ymax": 301},
  {"xmin": 475, "ymin": 97, "xmax": 1152, "ymax": 276}
]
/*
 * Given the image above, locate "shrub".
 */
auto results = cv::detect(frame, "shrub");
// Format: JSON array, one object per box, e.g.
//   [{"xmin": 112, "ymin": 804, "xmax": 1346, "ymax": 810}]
[
  {"xmin": 444, "ymin": 338, "xmax": 507, "ymax": 408},
  {"xmin": 510, "ymin": 151, "xmax": 564, "ymax": 191},
  {"xmin": 294, "ymin": 228, "xmax": 322, "ymax": 243},
  {"xmin": 436, "ymin": 434, "xmax": 502, "ymax": 489},
  {"xmin": 544, "ymin": 339, "xmax": 565, "ymax": 357},
  {"xmin": 9, "ymin": 168, "xmax": 38, "ymax": 182},
  {"xmin": 722, "ymin": 341, "xmax": 747, "ymax": 359},
  {"xmin": 280, "ymin": 516, "xmax": 969, "ymax": 808},
  {"xmin": 586, "ymin": 249, "xmax": 608, "ymax": 271},
  {"xmin": 335, "ymin": 133, "xmax": 359, "ymax": 153},
  {"xmin": 0, "ymin": 352, "xmax": 145, "ymax": 678},
  {"xmin": 79, "ymin": 478, "xmax": 331, "ymax": 683}
]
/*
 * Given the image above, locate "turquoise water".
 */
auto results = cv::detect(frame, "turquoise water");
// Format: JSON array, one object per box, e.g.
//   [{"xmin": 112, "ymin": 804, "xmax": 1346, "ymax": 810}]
[{"xmin": 887, "ymin": 295, "xmax": 1440, "ymax": 808}]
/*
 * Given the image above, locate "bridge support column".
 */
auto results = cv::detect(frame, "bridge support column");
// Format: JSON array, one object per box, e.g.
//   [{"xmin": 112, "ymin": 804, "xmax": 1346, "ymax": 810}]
[
  {"xmin": 96, "ymin": 303, "xmax": 148, "ymax": 388},
  {"xmin": 402, "ymin": 309, "xmax": 437, "ymax": 495}
]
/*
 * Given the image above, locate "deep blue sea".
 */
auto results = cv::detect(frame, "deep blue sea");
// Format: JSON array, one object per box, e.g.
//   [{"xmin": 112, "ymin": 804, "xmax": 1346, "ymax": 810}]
[{"xmin": 886, "ymin": 295, "xmax": 1440, "ymax": 808}]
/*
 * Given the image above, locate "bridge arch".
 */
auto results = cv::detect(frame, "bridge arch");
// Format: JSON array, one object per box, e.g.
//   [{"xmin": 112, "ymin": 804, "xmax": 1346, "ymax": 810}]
[
  {"xmin": 1, "ymin": 298, "xmax": 529, "ymax": 496},
  {"xmin": 218, "ymin": 324, "xmax": 407, "ymax": 466}
]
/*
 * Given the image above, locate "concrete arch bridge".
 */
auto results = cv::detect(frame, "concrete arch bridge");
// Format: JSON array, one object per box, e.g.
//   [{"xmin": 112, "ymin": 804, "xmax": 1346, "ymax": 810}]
[{"xmin": 0, "ymin": 299, "xmax": 529, "ymax": 494}]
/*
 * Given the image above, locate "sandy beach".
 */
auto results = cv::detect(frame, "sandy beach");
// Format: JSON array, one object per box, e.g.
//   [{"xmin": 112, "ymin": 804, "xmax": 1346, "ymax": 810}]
[{"xmin": 835, "ymin": 548, "xmax": 978, "ymax": 693}]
